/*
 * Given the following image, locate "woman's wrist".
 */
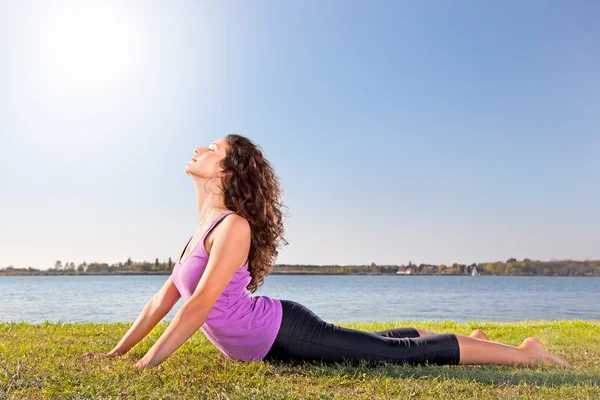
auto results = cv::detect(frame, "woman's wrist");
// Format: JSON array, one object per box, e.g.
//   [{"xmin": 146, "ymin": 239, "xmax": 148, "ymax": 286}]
[{"xmin": 108, "ymin": 347, "xmax": 126, "ymax": 356}]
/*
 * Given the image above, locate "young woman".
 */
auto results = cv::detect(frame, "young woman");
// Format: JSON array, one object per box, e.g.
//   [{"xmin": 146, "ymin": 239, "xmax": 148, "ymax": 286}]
[{"xmin": 84, "ymin": 134, "xmax": 572, "ymax": 369}]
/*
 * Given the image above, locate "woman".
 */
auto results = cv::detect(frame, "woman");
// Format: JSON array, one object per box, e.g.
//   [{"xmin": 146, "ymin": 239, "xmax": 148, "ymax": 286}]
[{"xmin": 84, "ymin": 134, "xmax": 572, "ymax": 369}]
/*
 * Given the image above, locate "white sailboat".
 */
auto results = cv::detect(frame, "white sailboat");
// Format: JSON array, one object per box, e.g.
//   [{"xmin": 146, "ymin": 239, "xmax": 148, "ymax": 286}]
[{"xmin": 471, "ymin": 266, "xmax": 479, "ymax": 276}]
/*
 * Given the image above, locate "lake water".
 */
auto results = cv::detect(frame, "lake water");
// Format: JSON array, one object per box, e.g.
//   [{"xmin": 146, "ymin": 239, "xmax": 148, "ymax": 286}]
[{"xmin": 1, "ymin": 275, "xmax": 598, "ymax": 324}]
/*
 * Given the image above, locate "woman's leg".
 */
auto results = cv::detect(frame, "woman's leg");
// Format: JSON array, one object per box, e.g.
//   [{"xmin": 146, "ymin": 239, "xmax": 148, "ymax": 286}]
[
  {"xmin": 338, "ymin": 326, "xmax": 571, "ymax": 367},
  {"xmin": 372, "ymin": 327, "xmax": 421, "ymax": 338},
  {"xmin": 373, "ymin": 327, "xmax": 489, "ymax": 341},
  {"xmin": 269, "ymin": 300, "xmax": 571, "ymax": 368},
  {"xmin": 370, "ymin": 329, "xmax": 569, "ymax": 367},
  {"xmin": 372, "ymin": 326, "xmax": 570, "ymax": 367},
  {"xmin": 281, "ymin": 321, "xmax": 462, "ymax": 366},
  {"xmin": 271, "ymin": 300, "xmax": 459, "ymax": 366},
  {"xmin": 468, "ymin": 329, "xmax": 489, "ymax": 341},
  {"xmin": 455, "ymin": 335, "xmax": 572, "ymax": 367}
]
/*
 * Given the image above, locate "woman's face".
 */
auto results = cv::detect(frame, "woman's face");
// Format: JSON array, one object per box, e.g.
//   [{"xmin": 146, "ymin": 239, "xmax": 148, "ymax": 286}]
[{"xmin": 185, "ymin": 137, "xmax": 229, "ymax": 180}]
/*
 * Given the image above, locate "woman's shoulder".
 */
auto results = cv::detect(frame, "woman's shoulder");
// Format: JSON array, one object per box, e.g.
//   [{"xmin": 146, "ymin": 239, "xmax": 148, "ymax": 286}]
[
  {"xmin": 206, "ymin": 212, "xmax": 251, "ymax": 255},
  {"xmin": 220, "ymin": 212, "xmax": 251, "ymax": 236}
]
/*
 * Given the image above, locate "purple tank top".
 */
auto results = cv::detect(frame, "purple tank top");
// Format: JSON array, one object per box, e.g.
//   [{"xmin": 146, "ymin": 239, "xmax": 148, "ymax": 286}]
[{"xmin": 171, "ymin": 210, "xmax": 283, "ymax": 362}]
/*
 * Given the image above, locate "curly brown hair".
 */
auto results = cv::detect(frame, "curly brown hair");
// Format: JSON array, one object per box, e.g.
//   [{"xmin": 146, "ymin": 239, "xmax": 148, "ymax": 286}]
[{"xmin": 217, "ymin": 134, "xmax": 289, "ymax": 293}]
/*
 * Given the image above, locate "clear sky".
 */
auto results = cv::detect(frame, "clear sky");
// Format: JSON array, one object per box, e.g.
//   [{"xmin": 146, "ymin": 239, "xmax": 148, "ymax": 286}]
[{"xmin": 1, "ymin": 0, "xmax": 598, "ymax": 270}]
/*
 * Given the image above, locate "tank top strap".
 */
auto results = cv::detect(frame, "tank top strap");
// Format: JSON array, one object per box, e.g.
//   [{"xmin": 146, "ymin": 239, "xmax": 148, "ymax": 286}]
[{"xmin": 201, "ymin": 210, "xmax": 237, "ymax": 241}]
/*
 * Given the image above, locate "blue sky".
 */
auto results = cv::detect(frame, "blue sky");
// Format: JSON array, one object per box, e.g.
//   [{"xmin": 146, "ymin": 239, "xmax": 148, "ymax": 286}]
[{"xmin": 1, "ymin": 0, "xmax": 598, "ymax": 270}]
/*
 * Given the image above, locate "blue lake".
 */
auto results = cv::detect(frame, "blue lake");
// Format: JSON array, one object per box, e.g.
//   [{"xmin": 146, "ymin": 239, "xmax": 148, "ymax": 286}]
[{"xmin": 1, "ymin": 275, "xmax": 598, "ymax": 324}]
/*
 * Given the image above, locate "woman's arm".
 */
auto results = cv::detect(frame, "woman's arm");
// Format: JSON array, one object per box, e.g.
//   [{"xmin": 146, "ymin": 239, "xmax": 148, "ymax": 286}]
[
  {"xmin": 108, "ymin": 275, "xmax": 181, "ymax": 356},
  {"xmin": 135, "ymin": 215, "xmax": 251, "ymax": 368}
]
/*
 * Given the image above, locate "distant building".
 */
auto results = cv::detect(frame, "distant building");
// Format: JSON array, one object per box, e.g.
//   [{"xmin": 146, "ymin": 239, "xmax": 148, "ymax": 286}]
[{"xmin": 397, "ymin": 267, "xmax": 413, "ymax": 274}]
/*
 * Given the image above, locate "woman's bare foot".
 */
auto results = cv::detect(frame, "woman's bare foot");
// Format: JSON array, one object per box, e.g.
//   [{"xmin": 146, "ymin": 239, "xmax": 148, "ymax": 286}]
[
  {"xmin": 469, "ymin": 328, "xmax": 489, "ymax": 341},
  {"xmin": 518, "ymin": 337, "xmax": 572, "ymax": 368}
]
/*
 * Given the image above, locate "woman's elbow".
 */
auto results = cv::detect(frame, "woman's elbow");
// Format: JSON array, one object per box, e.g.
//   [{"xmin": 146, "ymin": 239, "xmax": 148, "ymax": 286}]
[{"xmin": 152, "ymin": 292, "xmax": 181, "ymax": 313}]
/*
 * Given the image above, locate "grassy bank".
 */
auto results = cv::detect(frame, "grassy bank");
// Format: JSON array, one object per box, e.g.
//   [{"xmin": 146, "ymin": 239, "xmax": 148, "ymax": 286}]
[{"xmin": 1, "ymin": 319, "xmax": 598, "ymax": 399}]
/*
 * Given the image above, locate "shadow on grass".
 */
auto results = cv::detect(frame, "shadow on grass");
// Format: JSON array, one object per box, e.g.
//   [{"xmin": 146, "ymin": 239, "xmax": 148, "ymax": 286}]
[{"xmin": 263, "ymin": 358, "xmax": 600, "ymax": 387}]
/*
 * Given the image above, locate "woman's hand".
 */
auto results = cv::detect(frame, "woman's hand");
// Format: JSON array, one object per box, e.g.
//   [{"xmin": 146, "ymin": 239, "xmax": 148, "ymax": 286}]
[
  {"xmin": 83, "ymin": 350, "xmax": 122, "ymax": 359},
  {"xmin": 134, "ymin": 357, "xmax": 155, "ymax": 370}
]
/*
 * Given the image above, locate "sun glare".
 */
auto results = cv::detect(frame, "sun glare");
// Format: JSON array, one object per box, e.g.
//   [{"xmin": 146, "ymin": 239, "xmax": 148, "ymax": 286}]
[{"xmin": 36, "ymin": 2, "xmax": 139, "ymax": 93}]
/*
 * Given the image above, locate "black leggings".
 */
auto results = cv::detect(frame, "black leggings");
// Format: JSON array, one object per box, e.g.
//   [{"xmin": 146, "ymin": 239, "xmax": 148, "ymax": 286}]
[{"xmin": 263, "ymin": 300, "xmax": 460, "ymax": 367}]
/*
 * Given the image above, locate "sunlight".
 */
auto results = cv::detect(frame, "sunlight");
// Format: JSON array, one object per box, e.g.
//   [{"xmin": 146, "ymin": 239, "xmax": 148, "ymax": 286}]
[{"xmin": 36, "ymin": 1, "xmax": 139, "ymax": 93}]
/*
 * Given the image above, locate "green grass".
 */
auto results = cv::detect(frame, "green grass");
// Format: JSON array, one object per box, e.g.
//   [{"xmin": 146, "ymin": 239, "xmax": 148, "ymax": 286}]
[{"xmin": 1, "ymin": 319, "xmax": 599, "ymax": 399}]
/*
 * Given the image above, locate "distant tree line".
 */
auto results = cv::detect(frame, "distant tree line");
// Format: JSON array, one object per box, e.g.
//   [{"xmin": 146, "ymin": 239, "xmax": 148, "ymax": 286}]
[
  {"xmin": 1, "ymin": 257, "xmax": 599, "ymax": 276},
  {"xmin": 0, "ymin": 257, "xmax": 174, "ymax": 275},
  {"xmin": 274, "ymin": 258, "xmax": 599, "ymax": 276}
]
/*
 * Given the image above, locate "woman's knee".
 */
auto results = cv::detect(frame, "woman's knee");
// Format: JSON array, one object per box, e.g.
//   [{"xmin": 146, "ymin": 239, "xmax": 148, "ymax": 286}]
[{"xmin": 415, "ymin": 328, "xmax": 439, "ymax": 337}]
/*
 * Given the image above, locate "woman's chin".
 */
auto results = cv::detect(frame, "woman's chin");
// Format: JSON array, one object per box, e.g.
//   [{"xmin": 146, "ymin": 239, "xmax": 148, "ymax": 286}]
[{"xmin": 184, "ymin": 168, "xmax": 204, "ymax": 179}]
